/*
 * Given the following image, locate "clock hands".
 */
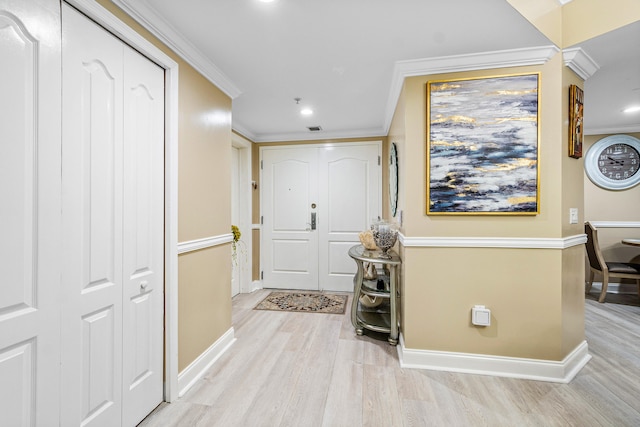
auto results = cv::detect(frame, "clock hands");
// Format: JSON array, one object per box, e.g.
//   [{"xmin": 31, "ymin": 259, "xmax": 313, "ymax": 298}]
[{"xmin": 607, "ymin": 156, "xmax": 625, "ymax": 166}]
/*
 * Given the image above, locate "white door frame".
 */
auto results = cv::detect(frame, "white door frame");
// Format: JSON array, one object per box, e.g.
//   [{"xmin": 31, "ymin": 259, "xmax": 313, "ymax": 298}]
[
  {"xmin": 259, "ymin": 141, "xmax": 382, "ymax": 290},
  {"xmin": 231, "ymin": 133, "xmax": 253, "ymax": 293},
  {"xmin": 66, "ymin": 0, "xmax": 180, "ymax": 402}
]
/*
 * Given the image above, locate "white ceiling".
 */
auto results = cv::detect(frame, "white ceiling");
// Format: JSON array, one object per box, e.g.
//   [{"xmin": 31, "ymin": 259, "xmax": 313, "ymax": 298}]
[
  {"xmin": 574, "ymin": 21, "xmax": 640, "ymax": 135},
  {"xmin": 117, "ymin": 0, "xmax": 640, "ymax": 142}
]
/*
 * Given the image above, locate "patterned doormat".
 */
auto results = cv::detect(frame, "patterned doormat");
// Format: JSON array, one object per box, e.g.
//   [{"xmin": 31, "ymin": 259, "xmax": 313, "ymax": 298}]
[{"xmin": 254, "ymin": 291, "xmax": 348, "ymax": 314}]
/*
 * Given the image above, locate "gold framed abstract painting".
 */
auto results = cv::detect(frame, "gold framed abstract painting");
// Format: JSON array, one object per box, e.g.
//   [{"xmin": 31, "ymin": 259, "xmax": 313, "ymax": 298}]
[{"xmin": 426, "ymin": 73, "xmax": 540, "ymax": 215}]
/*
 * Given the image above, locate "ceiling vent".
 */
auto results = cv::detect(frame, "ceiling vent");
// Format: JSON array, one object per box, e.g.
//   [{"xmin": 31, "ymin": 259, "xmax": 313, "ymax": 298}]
[{"xmin": 307, "ymin": 126, "xmax": 322, "ymax": 132}]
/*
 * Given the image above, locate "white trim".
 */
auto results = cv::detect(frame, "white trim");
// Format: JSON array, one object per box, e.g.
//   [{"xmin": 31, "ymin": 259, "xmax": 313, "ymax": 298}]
[
  {"xmin": 383, "ymin": 45, "xmax": 559, "ymax": 134},
  {"xmin": 585, "ymin": 123, "xmax": 640, "ymax": 136},
  {"xmin": 590, "ymin": 221, "xmax": 640, "ymax": 228},
  {"xmin": 232, "ymin": 133, "xmax": 253, "ymax": 293},
  {"xmin": 177, "ymin": 328, "xmax": 236, "ymax": 397},
  {"xmin": 253, "ymin": 126, "xmax": 385, "ymax": 144},
  {"xmin": 112, "ymin": 0, "xmax": 241, "ymax": 99},
  {"xmin": 563, "ymin": 47, "xmax": 600, "ymax": 80},
  {"xmin": 251, "ymin": 223, "xmax": 261, "ymax": 230},
  {"xmin": 399, "ymin": 233, "xmax": 586, "ymax": 249},
  {"xmin": 178, "ymin": 234, "xmax": 233, "ymax": 254},
  {"xmin": 398, "ymin": 335, "xmax": 591, "ymax": 383},
  {"xmin": 67, "ymin": 0, "xmax": 181, "ymax": 402},
  {"xmin": 250, "ymin": 280, "xmax": 263, "ymax": 293}
]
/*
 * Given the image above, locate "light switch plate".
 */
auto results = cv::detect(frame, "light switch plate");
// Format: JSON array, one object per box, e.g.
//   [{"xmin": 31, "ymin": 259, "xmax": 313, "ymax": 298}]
[{"xmin": 569, "ymin": 208, "xmax": 578, "ymax": 224}]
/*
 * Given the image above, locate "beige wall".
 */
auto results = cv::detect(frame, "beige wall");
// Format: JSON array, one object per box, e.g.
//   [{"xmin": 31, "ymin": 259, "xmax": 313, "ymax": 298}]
[
  {"xmin": 508, "ymin": 0, "xmax": 640, "ymax": 48},
  {"xmin": 562, "ymin": 0, "xmax": 640, "ymax": 47},
  {"xmin": 97, "ymin": 1, "xmax": 233, "ymax": 372},
  {"xmin": 395, "ymin": 52, "xmax": 585, "ymax": 360}
]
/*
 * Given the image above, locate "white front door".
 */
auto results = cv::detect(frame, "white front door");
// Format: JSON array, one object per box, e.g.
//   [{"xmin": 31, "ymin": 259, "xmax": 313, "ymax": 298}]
[
  {"xmin": 261, "ymin": 147, "xmax": 320, "ymax": 290},
  {"xmin": 0, "ymin": 1, "xmax": 61, "ymax": 425},
  {"xmin": 61, "ymin": 5, "xmax": 164, "ymax": 426},
  {"xmin": 261, "ymin": 143, "xmax": 381, "ymax": 292},
  {"xmin": 318, "ymin": 145, "xmax": 381, "ymax": 291}
]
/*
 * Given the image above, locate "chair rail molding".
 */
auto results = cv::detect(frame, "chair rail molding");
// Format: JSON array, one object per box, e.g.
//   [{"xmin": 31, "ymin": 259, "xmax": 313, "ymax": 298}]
[
  {"xmin": 178, "ymin": 233, "xmax": 233, "ymax": 254},
  {"xmin": 399, "ymin": 233, "xmax": 587, "ymax": 249},
  {"xmin": 589, "ymin": 221, "xmax": 640, "ymax": 228}
]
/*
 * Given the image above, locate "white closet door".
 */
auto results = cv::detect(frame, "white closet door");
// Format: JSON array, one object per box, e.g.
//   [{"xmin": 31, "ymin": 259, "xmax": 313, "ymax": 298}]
[
  {"xmin": 62, "ymin": 4, "xmax": 125, "ymax": 426},
  {"xmin": 121, "ymin": 44, "xmax": 164, "ymax": 427},
  {"xmin": 0, "ymin": 1, "xmax": 61, "ymax": 425}
]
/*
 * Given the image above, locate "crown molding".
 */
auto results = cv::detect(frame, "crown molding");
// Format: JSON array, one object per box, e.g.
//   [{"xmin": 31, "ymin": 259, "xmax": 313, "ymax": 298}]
[
  {"xmin": 562, "ymin": 47, "xmax": 600, "ymax": 81},
  {"xmin": 585, "ymin": 123, "xmax": 640, "ymax": 136},
  {"xmin": 250, "ymin": 126, "xmax": 386, "ymax": 143},
  {"xmin": 398, "ymin": 233, "xmax": 586, "ymax": 249},
  {"xmin": 383, "ymin": 45, "xmax": 560, "ymax": 134},
  {"xmin": 113, "ymin": 0, "xmax": 241, "ymax": 99}
]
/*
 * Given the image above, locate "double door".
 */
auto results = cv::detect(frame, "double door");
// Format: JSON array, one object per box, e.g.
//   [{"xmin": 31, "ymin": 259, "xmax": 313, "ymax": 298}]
[
  {"xmin": 61, "ymin": 5, "xmax": 165, "ymax": 426},
  {"xmin": 261, "ymin": 143, "xmax": 381, "ymax": 292}
]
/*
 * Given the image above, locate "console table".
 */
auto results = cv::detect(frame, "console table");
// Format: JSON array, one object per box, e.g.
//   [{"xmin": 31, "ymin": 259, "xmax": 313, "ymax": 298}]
[{"xmin": 348, "ymin": 244, "xmax": 401, "ymax": 345}]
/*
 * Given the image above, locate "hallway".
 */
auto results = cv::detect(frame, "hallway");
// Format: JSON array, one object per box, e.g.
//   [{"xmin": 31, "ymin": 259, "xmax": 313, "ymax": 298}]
[{"xmin": 140, "ymin": 290, "xmax": 640, "ymax": 426}]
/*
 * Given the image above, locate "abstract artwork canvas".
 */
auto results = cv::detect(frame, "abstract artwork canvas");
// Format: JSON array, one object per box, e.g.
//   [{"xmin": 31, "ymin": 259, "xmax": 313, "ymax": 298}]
[{"xmin": 427, "ymin": 73, "xmax": 540, "ymax": 215}]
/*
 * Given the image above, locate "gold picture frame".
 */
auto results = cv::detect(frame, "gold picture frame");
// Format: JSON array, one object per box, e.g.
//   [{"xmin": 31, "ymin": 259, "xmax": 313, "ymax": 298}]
[
  {"xmin": 426, "ymin": 73, "xmax": 540, "ymax": 215},
  {"xmin": 568, "ymin": 84, "xmax": 584, "ymax": 159}
]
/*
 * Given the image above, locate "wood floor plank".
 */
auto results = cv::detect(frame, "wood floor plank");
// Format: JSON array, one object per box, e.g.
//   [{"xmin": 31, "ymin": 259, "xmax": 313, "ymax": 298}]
[
  {"xmin": 141, "ymin": 291, "xmax": 640, "ymax": 427},
  {"xmin": 321, "ymin": 339, "xmax": 365, "ymax": 427}
]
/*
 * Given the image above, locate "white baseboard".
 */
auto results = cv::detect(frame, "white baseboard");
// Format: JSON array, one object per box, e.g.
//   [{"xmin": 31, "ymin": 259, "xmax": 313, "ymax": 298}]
[
  {"xmin": 249, "ymin": 280, "xmax": 263, "ymax": 293},
  {"xmin": 398, "ymin": 335, "xmax": 591, "ymax": 383},
  {"xmin": 177, "ymin": 327, "xmax": 236, "ymax": 397}
]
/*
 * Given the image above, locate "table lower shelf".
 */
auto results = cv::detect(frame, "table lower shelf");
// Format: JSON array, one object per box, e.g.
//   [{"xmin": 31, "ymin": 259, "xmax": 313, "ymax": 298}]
[{"xmin": 353, "ymin": 301, "xmax": 398, "ymax": 345}]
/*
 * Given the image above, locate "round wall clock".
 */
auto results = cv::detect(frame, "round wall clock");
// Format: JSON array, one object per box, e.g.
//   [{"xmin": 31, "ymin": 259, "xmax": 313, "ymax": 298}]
[
  {"xmin": 389, "ymin": 142, "xmax": 399, "ymax": 216},
  {"xmin": 584, "ymin": 134, "xmax": 640, "ymax": 190}
]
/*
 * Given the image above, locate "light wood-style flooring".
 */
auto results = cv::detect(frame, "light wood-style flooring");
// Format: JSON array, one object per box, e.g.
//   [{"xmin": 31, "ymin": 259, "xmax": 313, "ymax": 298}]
[{"xmin": 140, "ymin": 289, "xmax": 640, "ymax": 426}]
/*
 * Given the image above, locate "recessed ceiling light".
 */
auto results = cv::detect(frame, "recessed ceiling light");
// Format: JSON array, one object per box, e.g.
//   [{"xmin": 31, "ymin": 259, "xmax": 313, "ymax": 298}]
[
  {"xmin": 623, "ymin": 105, "xmax": 640, "ymax": 113},
  {"xmin": 301, "ymin": 108, "xmax": 313, "ymax": 116}
]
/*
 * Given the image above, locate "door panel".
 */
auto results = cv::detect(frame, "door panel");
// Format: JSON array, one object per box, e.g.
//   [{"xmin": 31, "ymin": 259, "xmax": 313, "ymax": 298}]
[
  {"xmin": 261, "ymin": 143, "xmax": 380, "ymax": 292},
  {"xmin": 262, "ymin": 148, "xmax": 319, "ymax": 290},
  {"xmin": 0, "ymin": 0, "xmax": 61, "ymax": 425},
  {"xmin": 62, "ymin": 5, "xmax": 124, "ymax": 425},
  {"xmin": 319, "ymin": 145, "xmax": 381, "ymax": 291},
  {"xmin": 122, "ymin": 44, "xmax": 164, "ymax": 427}
]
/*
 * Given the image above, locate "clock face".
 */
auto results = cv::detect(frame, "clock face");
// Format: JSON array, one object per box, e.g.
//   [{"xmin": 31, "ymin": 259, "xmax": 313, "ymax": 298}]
[
  {"xmin": 585, "ymin": 135, "xmax": 640, "ymax": 190},
  {"xmin": 597, "ymin": 143, "xmax": 640, "ymax": 180}
]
